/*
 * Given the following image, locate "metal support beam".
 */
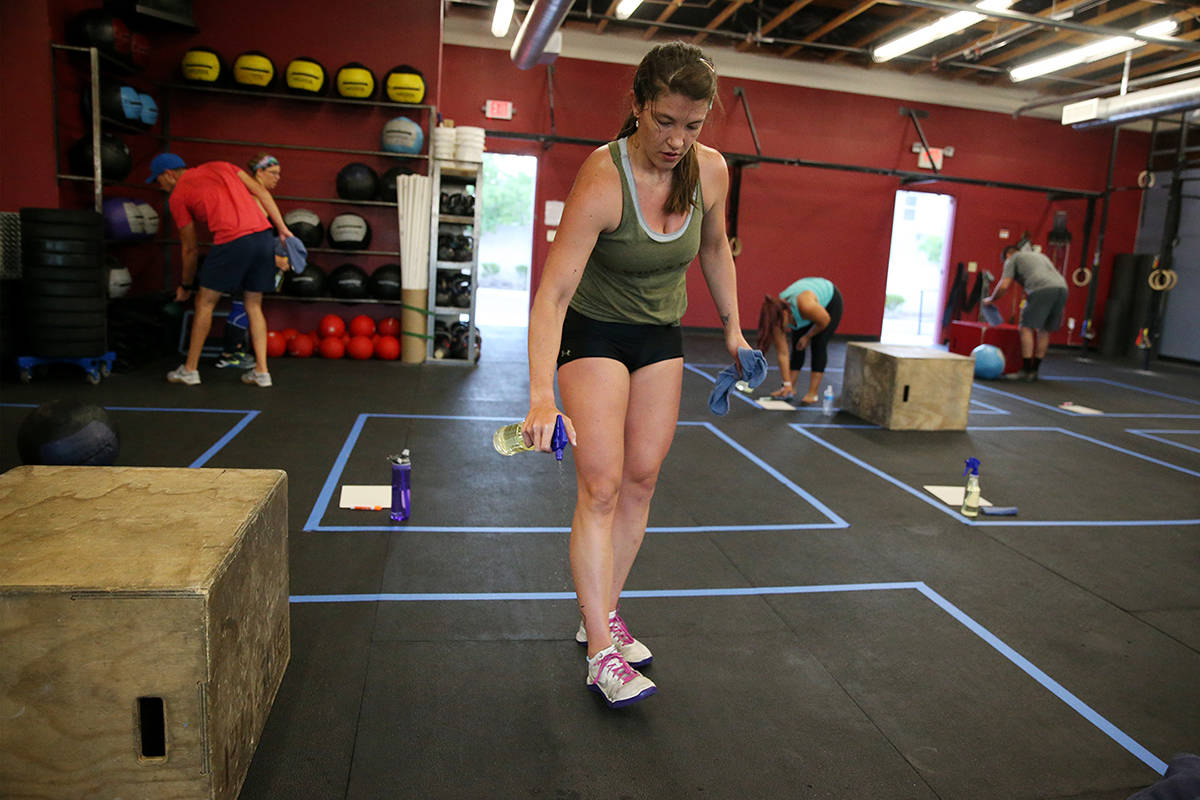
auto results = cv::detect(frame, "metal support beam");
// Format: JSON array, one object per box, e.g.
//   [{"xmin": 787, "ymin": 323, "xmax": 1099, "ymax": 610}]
[
  {"xmin": 734, "ymin": 87, "xmax": 763, "ymax": 157},
  {"xmin": 900, "ymin": 106, "xmax": 940, "ymax": 175}
]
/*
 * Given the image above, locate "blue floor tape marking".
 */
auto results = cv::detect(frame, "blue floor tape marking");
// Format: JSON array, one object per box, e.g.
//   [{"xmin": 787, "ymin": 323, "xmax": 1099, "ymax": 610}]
[
  {"xmin": 1127, "ymin": 429, "xmax": 1200, "ymax": 456},
  {"xmin": 307, "ymin": 414, "xmax": 847, "ymax": 532},
  {"xmin": 790, "ymin": 423, "xmax": 1200, "ymax": 526},
  {"xmin": 288, "ymin": 580, "xmax": 1166, "ymax": 775},
  {"xmin": 974, "ymin": 383, "xmax": 1200, "ymax": 419},
  {"xmin": 2, "ymin": 403, "xmax": 257, "ymax": 469},
  {"xmin": 1050, "ymin": 376, "xmax": 1200, "ymax": 407}
]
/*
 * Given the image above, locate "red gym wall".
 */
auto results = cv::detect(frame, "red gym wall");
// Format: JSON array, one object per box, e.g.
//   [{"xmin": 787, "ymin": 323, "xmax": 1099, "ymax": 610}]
[{"xmin": 8, "ymin": 2, "xmax": 1146, "ymax": 342}]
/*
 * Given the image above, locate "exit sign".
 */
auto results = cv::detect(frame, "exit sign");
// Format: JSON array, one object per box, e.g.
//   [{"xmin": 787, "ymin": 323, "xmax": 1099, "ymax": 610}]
[{"xmin": 484, "ymin": 99, "xmax": 514, "ymax": 120}]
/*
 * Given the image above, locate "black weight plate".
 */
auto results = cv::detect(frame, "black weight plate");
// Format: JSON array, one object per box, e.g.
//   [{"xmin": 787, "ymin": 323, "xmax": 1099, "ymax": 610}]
[
  {"xmin": 23, "ymin": 253, "xmax": 104, "ymax": 269},
  {"xmin": 22, "ymin": 238, "xmax": 105, "ymax": 256},
  {"xmin": 27, "ymin": 341, "xmax": 109, "ymax": 359},
  {"xmin": 29, "ymin": 325, "xmax": 107, "ymax": 342},
  {"xmin": 19, "ymin": 208, "xmax": 103, "ymax": 225},
  {"xmin": 24, "ymin": 295, "xmax": 108, "ymax": 312},
  {"xmin": 23, "ymin": 280, "xmax": 106, "ymax": 298},
  {"xmin": 28, "ymin": 311, "xmax": 108, "ymax": 328},
  {"xmin": 23, "ymin": 266, "xmax": 106, "ymax": 282},
  {"xmin": 19, "ymin": 221, "xmax": 104, "ymax": 242}
]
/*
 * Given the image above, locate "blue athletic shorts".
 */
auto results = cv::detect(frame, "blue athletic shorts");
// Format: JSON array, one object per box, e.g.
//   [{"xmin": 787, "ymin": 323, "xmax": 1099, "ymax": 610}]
[
  {"xmin": 198, "ymin": 229, "xmax": 276, "ymax": 294},
  {"xmin": 557, "ymin": 307, "xmax": 683, "ymax": 372}
]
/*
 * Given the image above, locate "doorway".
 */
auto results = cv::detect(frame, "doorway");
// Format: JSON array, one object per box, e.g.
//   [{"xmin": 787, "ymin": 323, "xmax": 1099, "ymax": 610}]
[
  {"xmin": 474, "ymin": 153, "xmax": 537, "ymax": 327},
  {"xmin": 880, "ymin": 190, "xmax": 956, "ymax": 346}
]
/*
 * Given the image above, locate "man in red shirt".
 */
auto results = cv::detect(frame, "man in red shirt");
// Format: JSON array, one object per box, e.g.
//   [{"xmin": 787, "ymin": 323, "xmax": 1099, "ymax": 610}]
[{"xmin": 148, "ymin": 153, "xmax": 293, "ymax": 386}]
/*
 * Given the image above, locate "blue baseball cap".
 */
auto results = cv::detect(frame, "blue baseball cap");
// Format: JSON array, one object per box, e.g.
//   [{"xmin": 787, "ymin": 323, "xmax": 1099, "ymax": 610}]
[{"xmin": 146, "ymin": 152, "xmax": 186, "ymax": 183}]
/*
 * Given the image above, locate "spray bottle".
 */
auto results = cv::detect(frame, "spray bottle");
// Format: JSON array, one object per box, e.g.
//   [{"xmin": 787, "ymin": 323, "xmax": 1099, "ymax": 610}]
[
  {"xmin": 493, "ymin": 415, "xmax": 569, "ymax": 460},
  {"xmin": 961, "ymin": 457, "xmax": 981, "ymax": 518}
]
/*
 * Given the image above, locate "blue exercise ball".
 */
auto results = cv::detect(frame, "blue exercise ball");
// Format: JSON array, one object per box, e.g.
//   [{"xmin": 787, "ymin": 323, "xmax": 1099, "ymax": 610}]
[{"xmin": 971, "ymin": 344, "xmax": 1006, "ymax": 379}]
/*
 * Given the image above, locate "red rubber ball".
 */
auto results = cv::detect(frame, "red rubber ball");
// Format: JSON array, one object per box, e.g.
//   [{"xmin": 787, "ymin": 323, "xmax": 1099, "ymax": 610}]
[
  {"xmin": 288, "ymin": 333, "xmax": 315, "ymax": 358},
  {"xmin": 319, "ymin": 313, "xmax": 346, "ymax": 339},
  {"xmin": 349, "ymin": 314, "xmax": 375, "ymax": 338},
  {"xmin": 280, "ymin": 327, "xmax": 300, "ymax": 343},
  {"xmin": 377, "ymin": 316, "xmax": 400, "ymax": 336},
  {"xmin": 374, "ymin": 334, "xmax": 400, "ymax": 360},
  {"xmin": 318, "ymin": 336, "xmax": 345, "ymax": 359},
  {"xmin": 347, "ymin": 334, "xmax": 374, "ymax": 360},
  {"xmin": 266, "ymin": 330, "xmax": 287, "ymax": 358}
]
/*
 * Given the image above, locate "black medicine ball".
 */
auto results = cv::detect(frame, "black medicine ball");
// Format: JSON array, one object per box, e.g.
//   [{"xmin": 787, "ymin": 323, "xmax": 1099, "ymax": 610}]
[
  {"xmin": 367, "ymin": 263, "xmax": 403, "ymax": 300},
  {"xmin": 285, "ymin": 56, "xmax": 326, "ymax": 95},
  {"xmin": 18, "ymin": 400, "xmax": 120, "ymax": 466},
  {"xmin": 328, "ymin": 213, "xmax": 371, "ymax": 250},
  {"xmin": 67, "ymin": 10, "xmax": 129, "ymax": 58},
  {"xmin": 376, "ymin": 165, "xmax": 414, "ymax": 202},
  {"xmin": 283, "ymin": 262, "xmax": 327, "ymax": 297},
  {"xmin": 328, "ymin": 263, "xmax": 369, "ymax": 299},
  {"xmin": 336, "ymin": 163, "xmax": 379, "ymax": 201},
  {"xmin": 283, "ymin": 208, "xmax": 324, "ymax": 248},
  {"xmin": 83, "ymin": 83, "xmax": 142, "ymax": 124},
  {"xmin": 68, "ymin": 132, "xmax": 133, "ymax": 182}
]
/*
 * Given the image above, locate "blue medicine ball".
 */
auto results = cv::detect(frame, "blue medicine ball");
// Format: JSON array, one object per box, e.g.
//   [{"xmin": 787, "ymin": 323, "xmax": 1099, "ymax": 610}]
[{"xmin": 971, "ymin": 344, "xmax": 1006, "ymax": 379}]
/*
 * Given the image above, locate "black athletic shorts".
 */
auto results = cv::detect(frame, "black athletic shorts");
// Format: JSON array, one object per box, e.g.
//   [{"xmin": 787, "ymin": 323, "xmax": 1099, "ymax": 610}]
[{"xmin": 557, "ymin": 307, "xmax": 683, "ymax": 372}]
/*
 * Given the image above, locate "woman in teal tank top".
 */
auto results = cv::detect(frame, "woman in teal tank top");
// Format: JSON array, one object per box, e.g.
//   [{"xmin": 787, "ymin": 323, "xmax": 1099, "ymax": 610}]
[{"xmin": 518, "ymin": 43, "xmax": 751, "ymax": 709}]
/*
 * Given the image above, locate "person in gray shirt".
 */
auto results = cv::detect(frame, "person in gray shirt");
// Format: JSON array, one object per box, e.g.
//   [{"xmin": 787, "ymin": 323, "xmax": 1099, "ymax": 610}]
[{"xmin": 983, "ymin": 244, "xmax": 1069, "ymax": 381}]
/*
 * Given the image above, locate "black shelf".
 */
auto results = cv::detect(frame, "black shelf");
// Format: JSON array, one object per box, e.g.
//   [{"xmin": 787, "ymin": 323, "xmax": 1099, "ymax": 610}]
[
  {"xmin": 274, "ymin": 194, "xmax": 399, "ymax": 209},
  {"xmin": 265, "ymin": 294, "xmax": 407, "ymax": 306},
  {"xmin": 164, "ymin": 82, "xmax": 434, "ymax": 112},
  {"xmin": 167, "ymin": 134, "xmax": 428, "ymax": 162},
  {"xmin": 157, "ymin": 239, "xmax": 400, "ymax": 258},
  {"xmin": 58, "ymin": 174, "xmax": 160, "ymax": 191}
]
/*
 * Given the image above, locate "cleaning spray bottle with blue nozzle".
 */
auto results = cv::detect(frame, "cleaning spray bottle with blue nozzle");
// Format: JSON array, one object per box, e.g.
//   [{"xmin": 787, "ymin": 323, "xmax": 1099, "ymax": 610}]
[
  {"xmin": 494, "ymin": 415, "xmax": 570, "ymax": 460},
  {"xmin": 961, "ymin": 457, "xmax": 981, "ymax": 518}
]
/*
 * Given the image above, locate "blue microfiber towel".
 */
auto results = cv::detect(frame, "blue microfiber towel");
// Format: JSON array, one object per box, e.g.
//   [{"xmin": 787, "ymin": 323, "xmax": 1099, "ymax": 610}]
[
  {"xmin": 275, "ymin": 235, "xmax": 308, "ymax": 274},
  {"xmin": 708, "ymin": 347, "xmax": 768, "ymax": 416}
]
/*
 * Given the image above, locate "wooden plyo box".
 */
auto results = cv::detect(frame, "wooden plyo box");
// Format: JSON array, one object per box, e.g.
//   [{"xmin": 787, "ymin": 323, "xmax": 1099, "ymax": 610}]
[
  {"xmin": 841, "ymin": 342, "xmax": 974, "ymax": 430},
  {"xmin": 0, "ymin": 466, "xmax": 290, "ymax": 800}
]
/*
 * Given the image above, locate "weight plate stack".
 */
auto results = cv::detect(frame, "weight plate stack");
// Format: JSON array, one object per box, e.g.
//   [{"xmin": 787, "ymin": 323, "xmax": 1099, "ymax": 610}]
[{"xmin": 19, "ymin": 208, "xmax": 108, "ymax": 359}]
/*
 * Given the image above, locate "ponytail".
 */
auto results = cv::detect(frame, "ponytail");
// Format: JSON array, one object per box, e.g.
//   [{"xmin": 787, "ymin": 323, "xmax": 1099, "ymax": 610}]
[{"xmin": 755, "ymin": 294, "xmax": 785, "ymax": 353}]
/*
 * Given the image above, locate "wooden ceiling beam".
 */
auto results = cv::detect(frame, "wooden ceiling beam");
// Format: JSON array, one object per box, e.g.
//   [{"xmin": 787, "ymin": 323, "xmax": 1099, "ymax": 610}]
[
  {"xmin": 825, "ymin": 7, "xmax": 932, "ymax": 62},
  {"xmin": 781, "ymin": 0, "xmax": 880, "ymax": 57},
  {"xmin": 596, "ymin": 1, "xmax": 620, "ymax": 33},
  {"xmin": 736, "ymin": 0, "xmax": 820, "ymax": 51},
  {"xmin": 693, "ymin": 1, "xmax": 750, "ymax": 45},
  {"xmin": 644, "ymin": 0, "xmax": 686, "ymax": 39}
]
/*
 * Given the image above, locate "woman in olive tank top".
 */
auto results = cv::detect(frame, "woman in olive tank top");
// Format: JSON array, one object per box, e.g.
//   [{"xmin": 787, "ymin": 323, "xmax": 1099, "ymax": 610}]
[{"xmin": 519, "ymin": 43, "xmax": 751, "ymax": 709}]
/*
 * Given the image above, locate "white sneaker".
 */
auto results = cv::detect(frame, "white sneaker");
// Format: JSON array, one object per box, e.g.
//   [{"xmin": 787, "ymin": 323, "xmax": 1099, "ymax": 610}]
[
  {"xmin": 586, "ymin": 646, "xmax": 656, "ymax": 708},
  {"xmin": 576, "ymin": 610, "xmax": 653, "ymax": 667},
  {"xmin": 167, "ymin": 365, "xmax": 200, "ymax": 385},
  {"xmin": 240, "ymin": 370, "xmax": 272, "ymax": 387}
]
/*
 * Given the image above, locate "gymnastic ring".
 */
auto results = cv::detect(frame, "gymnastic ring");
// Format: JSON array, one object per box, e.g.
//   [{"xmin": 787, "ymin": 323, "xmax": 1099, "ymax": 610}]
[
  {"xmin": 1164, "ymin": 269, "xmax": 1178, "ymax": 290},
  {"xmin": 1137, "ymin": 170, "xmax": 1155, "ymax": 189},
  {"xmin": 728, "ymin": 236, "xmax": 743, "ymax": 257},
  {"xmin": 1071, "ymin": 267, "xmax": 1092, "ymax": 287},
  {"xmin": 1148, "ymin": 270, "xmax": 1171, "ymax": 291}
]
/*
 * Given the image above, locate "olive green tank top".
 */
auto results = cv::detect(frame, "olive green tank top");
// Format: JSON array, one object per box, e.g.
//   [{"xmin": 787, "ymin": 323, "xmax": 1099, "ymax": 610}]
[{"xmin": 568, "ymin": 138, "xmax": 703, "ymax": 325}]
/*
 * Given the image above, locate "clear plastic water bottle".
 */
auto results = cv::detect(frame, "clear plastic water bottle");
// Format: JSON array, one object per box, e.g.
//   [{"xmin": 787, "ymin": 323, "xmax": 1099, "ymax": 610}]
[
  {"xmin": 493, "ymin": 415, "xmax": 569, "ymax": 460},
  {"xmin": 822, "ymin": 385, "xmax": 835, "ymax": 415},
  {"xmin": 961, "ymin": 457, "xmax": 981, "ymax": 518},
  {"xmin": 388, "ymin": 450, "xmax": 411, "ymax": 522}
]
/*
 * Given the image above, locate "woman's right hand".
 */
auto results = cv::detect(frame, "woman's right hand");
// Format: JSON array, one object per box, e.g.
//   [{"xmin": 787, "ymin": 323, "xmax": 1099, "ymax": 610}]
[{"xmin": 524, "ymin": 403, "xmax": 577, "ymax": 453}]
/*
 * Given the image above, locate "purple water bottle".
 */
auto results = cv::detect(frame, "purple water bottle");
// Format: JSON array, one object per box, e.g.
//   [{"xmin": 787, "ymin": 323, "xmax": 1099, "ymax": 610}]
[{"xmin": 389, "ymin": 450, "xmax": 411, "ymax": 522}]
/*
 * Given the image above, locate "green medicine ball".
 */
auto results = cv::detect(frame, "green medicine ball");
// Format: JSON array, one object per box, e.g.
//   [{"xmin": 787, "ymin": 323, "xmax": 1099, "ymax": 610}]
[
  {"xmin": 181, "ymin": 47, "xmax": 224, "ymax": 84},
  {"xmin": 335, "ymin": 62, "xmax": 376, "ymax": 99},
  {"xmin": 285, "ymin": 56, "xmax": 326, "ymax": 95},
  {"xmin": 232, "ymin": 50, "xmax": 276, "ymax": 89},
  {"xmin": 384, "ymin": 65, "xmax": 426, "ymax": 104}
]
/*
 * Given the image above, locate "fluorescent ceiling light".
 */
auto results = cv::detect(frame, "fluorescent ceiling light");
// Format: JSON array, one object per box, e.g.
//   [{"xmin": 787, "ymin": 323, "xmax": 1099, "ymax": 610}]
[
  {"xmin": 615, "ymin": 0, "xmax": 643, "ymax": 20},
  {"xmin": 872, "ymin": 0, "xmax": 1013, "ymax": 63},
  {"xmin": 1010, "ymin": 18, "xmax": 1178, "ymax": 82},
  {"xmin": 491, "ymin": 0, "xmax": 514, "ymax": 37}
]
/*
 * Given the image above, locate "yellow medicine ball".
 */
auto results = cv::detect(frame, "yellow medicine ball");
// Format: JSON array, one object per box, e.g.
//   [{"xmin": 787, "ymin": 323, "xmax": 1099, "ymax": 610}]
[
  {"xmin": 285, "ymin": 56, "xmax": 326, "ymax": 95},
  {"xmin": 335, "ymin": 62, "xmax": 376, "ymax": 99},
  {"xmin": 232, "ymin": 51, "xmax": 275, "ymax": 89},
  {"xmin": 181, "ymin": 47, "xmax": 223, "ymax": 84},
  {"xmin": 384, "ymin": 65, "xmax": 426, "ymax": 104}
]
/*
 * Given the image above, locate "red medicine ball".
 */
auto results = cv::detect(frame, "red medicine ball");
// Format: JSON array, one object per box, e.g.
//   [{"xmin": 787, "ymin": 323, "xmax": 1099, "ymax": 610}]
[
  {"xmin": 319, "ymin": 336, "xmax": 345, "ymax": 359},
  {"xmin": 377, "ymin": 316, "xmax": 400, "ymax": 336},
  {"xmin": 288, "ymin": 333, "xmax": 315, "ymax": 358},
  {"xmin": 349, "ymin": 314, "xmax": 375, "ymax": 338},
  {"xmin": 347, "ymin": 334, "xmax": 374, "ymax": 360},
  {"xmin": 267, "ymin": 330, "xmax": 286, "ymax": 357},
  {"xmin": 374, "ymin": 334, "xmax": 400, "ymax": 360},
  {"xmin": 320, "ymin": 313, "xmax": 346, "ymax": 338}
]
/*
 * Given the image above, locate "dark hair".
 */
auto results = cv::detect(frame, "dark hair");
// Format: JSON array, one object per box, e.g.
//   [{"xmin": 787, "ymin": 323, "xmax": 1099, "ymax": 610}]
[
  {"xmin": 247, "ymin": 153, "xmax": 279, "ymax": 175},
  {"xmin": 616, "ymin": 42, "xmax": 718, "ymax": 217},
  {"xmin": 755, "ymin": 294, "xmax": 787, "ymax": 353},
  {"xmin": 1002, "ymin": 245, "xmax": 1018, "ymax": 261}
]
